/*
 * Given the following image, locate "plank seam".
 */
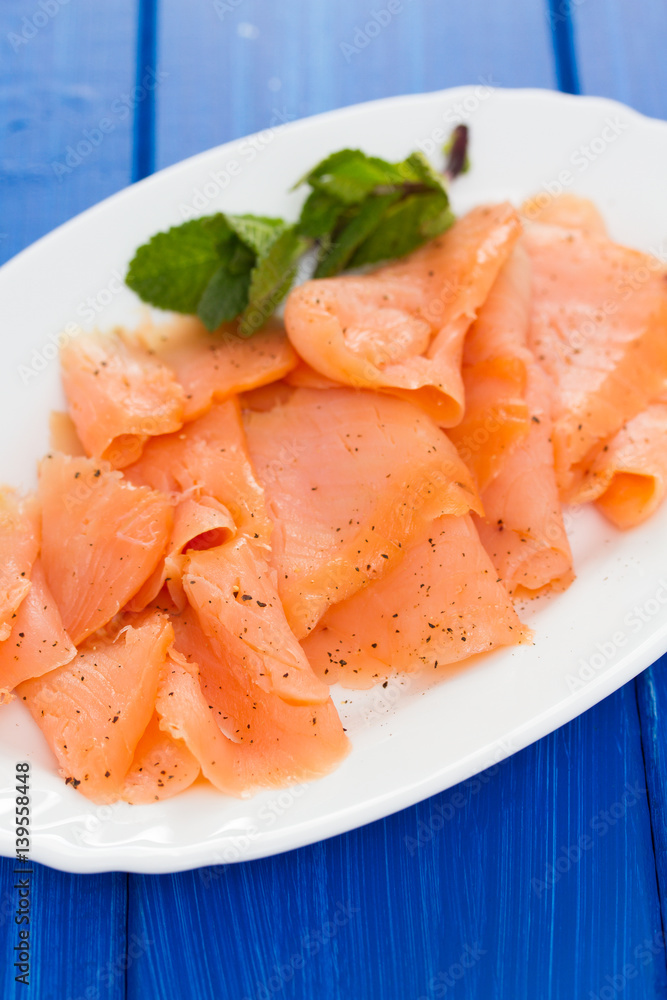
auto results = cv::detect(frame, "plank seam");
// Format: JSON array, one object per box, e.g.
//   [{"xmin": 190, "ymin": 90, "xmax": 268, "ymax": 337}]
[
  {"xmin": 545, "ymin": 0, "xmax": 581, "ymax": 94},
  {"xmin": 132, "ymin": 0, "xmax": 158, "ymax": 181},
  {"xmin": 633, "ymin": 676, "xmax": 667, "ymax": 981}
]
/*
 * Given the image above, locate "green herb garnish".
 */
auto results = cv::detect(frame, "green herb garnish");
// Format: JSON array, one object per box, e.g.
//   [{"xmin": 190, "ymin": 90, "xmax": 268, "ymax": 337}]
[{"xmin": 126, "ymin": 140, "xmax": 462, "ymax": 334}]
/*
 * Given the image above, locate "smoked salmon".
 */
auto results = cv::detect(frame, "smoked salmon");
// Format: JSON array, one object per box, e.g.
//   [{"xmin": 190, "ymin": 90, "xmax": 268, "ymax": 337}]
[
  {"xmin": 126, "ymin": 316, "xmax": 298, "ymax": 421},
  {"xmin": 18, "ymin": 612, "xmax": 174, "ymax": 803},
  {"xmin": 157, "ymin": 614, "xmax": 350, "ymax": 796},
  {"xmin": 524, "ymin": 220, "xmax": 667, "ymax": 498},
  {"xmin": 0, "ymin": 491, "xmax": 40, "ymax": 642},
  {"xmin": 521, "ymin": 193, "xmax": 608, "ymax": 237},
  {"xmin": 183, "ymin": 539, "xmax": 329, "ymax": 706},
  {"xmin": 473, "ymin": 364, "xmax": 574, "ymax": 595},
  {"xmin": 448, "ymin": 247, "xmax": 533, "ymax": 490},
  {"xmin": 302, "ymin": 514, "xmax": 530, "ymax": 689},
  {"xmin": 124, "ymin": 399, "xmax": 272, "ymax": 547},
  {"xmin": 573, "ymin": 402, "xmax": 667, "ymax": 529},
  {"xmin": 122, "ymin": 711, "xmax": 201, "ymax": 804},
  {"xmin": 0, "ymin": 559, "xmax": 76, "ymax": 702},
  {"xmin": 284, "ymin": 204, "xmax": 522, "ymax": 424},
  {"xmin": 39, "ymin": 453, "xmax": 172, "ymax": 645},
  {"xmin": 244, "ymin": 386, "xmax": 482, "ymax": 637},
  {"xmin": 60, "ymin": 332, "xmax": 185, "ymax": 468}
]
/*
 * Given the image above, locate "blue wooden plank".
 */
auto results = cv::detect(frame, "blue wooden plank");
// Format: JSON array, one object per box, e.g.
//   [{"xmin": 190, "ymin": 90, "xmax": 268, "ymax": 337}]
[
  {"xmin": 636, "ymin": 658, "xmax": 667, "ymax": 935},
  {"xmin": 154, "ymin": 0, "xmax": 556, "ymax": 170},
  {"xmin": 570, "ymin": 0, "xmax": 667, "ymax": 120},
  {"xmin": 0, "ymin": 0, "xmax": 141, "ymax": 264},
  {"xmin": 0, "ymin": 3, "xmax": 139, "ymax": 998},
  {"xmin": 0, "ymin": 859, "xmax": 127, "ymax": 1000},
  {"xmin": 128, "ymin": 686, "xmax": 663, "ymax": 1000}
]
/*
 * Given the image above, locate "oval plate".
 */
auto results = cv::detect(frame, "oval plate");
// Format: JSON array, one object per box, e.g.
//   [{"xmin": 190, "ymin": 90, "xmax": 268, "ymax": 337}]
[{"xmin": 2, "ymin": 86, "xmax": 667, "ymax": 874}]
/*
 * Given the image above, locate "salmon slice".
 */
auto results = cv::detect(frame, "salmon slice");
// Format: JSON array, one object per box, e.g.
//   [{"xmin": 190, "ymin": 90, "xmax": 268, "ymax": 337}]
[
  {"xmin": 284, "ymin": 204, "xmax": 522, "ymax": 424},
  {"xmin": 284, "ymin": 361, "xmax": 342, "ymax": 390},
  {"xmin": 156, "ymin": 613, "xmax": 349, "ymax": 796},
  {"xmin": 0, "ymin": 490, "xmax": 40, "ymax": 642},
  {"xmin": 49, "ymin": 412, "xmax": 86, "ymax": 457},
  {"xmin": 60, "ymin": 332, "xmax": 185, "ymax": 468},
  {"xmin": 126, "ymin": 316, "xmax": 298, "ymax": 421},
  {"xmin": 473, "ymin": 364, "xmax": 574, "ymax": 595},
  {"xmin": 122, "ymin": 711, "xmax": 201, "ymax": 804},
  {"xmin": 126, "ymin": 496, "xmax": 237, "ymax": 612},
  {"xmin": 124, "ymin": 399, "xmax": 271, "ymax": 546},
  {"xmin": 39, "ymin": 453, "xmax": 172, "ymax": 644},
  {"xmin": 302, "ymin": 514, "xmax": 530, "ymax": 690},
  {"xmin": 571, "ymin": 402, "xmax": 667, "ymax": 528},
  {"xmin": 448, "ymin": 247, "xmax": 533, "ymax": 490},
  {"xmin": 17, "ymin": 612, "xmax": 173, "ymax": 803},
  {"xmin": 524, "ymin": 220, "xmax": 667, "ymax": 498},
  {"xmin": 244, "ymin": 387, "xmax": 481, "ymax": 637},
  {"xmin": 183, "ymin": 539, "xmax": 329, "ymax": 706},
  {"xmin": 0, "ymin": 559, "xmax": 76, "ymax": 702},
  {"xmin": 521, "ymin": 193, "xmax": 608, "ymax": 237}
]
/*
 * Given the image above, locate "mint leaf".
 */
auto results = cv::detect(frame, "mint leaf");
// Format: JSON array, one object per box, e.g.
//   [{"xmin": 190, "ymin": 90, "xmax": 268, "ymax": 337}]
[
  {"xmin": 350, "ymin": 191, "xmax": 455, "ymax": 268},
  {"xmin": 296, "ymin": 190, "xmax": 346, "ymax": 239},
  {"xmin": 300, "ymin": 149, "xmax": 407, "ymax": 205},
  {"xmin": 197, "ymin": 264, "xmax": 252, "ymax": 330},
  {"xmin": 314, "ymin": 193, "xmax": 400, "ymax": 278},
  {"xmin": 125, "ymin": 215, "xmax": 234, "ymax": 315},
  {"xmin": 240, "ymin": 227, "xmax": 309, "ymax": 337},
  {"xmin": 226, "ymin": 214, "xmax": 287, "ymax": 257}
]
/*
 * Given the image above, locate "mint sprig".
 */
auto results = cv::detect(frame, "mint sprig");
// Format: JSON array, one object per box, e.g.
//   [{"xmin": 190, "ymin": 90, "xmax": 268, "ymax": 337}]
[{"xmin": 125, "ymin": 138, "xmax": 462, "ymax": 336}]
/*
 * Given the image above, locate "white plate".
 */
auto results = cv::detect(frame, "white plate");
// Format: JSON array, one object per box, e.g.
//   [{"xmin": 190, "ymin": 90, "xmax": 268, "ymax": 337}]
[{"xmin": 2, "ymin": 86, "xmax": 667, "ymax": 874}]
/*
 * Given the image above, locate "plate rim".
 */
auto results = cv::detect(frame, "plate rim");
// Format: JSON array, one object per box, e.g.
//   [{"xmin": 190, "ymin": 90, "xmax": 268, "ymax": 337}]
[{"xmin": 2, "ymin": 84, "xmax": 667, "ymax": 874}]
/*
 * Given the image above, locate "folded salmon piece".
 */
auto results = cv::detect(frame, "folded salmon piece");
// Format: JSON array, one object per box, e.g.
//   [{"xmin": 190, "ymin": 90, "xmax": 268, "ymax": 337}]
[
  {"xmin": 284, "ymin": 204, "xmax": 522, "ymax": 424},
  {"xmin": 124, "ymin": 399, "xmax": 272, "ymax": 547},
  {"xmin": 473, "ymin": 364, "xmax": 574, "ymax": 596},
  {"xmin": 49, "ymin": 412, "xmax": 86, "ymax": 457},
  {"xmin": 302, "ymin": 514, "xmax": 530, "ymax": 690},
  {"xmin": 60, "ymin": 332, "xmax": 185, "ymax": 468},
  {"xmin": 125, "ymin": 316, "xmax": 298, "ymax": 422},
  {"xmin": 571, "ymin": 402, "xmax": 667, "ymax": 529},
  {"xmin": 0, "ymin": 559, "xmax": 76, "ymax": 702},
  {"xmin": 183, "ymin": 539, "xmax": 329, "ymax": 706},
  {"xmin": 122, "ymin": 711, "xmax": 201, "ymax": 804},
  {"xmin": 155, "ymin": 612, "xmax": 350, "ymax": 797},
  {"xmin": 524, "ymin": 220, "xmax": 667, "ymax": 499},
  {"xmin": 125, "ymin": 495, "xmax": 237, "ymax": 612},
  {"xmin": 521, "ymin": 193, "xmax": 608, "ymax": 237},
  {"xmin": 18, "ymin": 611, "xmax": 173, "ymax": 803},
  {"xmin": 0, "ymin": 490, "xmax": 40, "ymax": 642},
  {"xmin": 39, "ymin": 453, "xmax": 173, "ymax": 645},
  {"xmin": 244, "ymin": 387, "xmax": 481, "ymax": 637},
  {"xmin": 448, "ymin": 246, "xmax": 533, "ymax": 490}
]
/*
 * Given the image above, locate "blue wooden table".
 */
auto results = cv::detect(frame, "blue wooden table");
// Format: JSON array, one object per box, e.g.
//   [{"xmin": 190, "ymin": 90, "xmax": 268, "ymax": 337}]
[{"xmin": 2, "ymin": 2, "xmax": 667, "ymax": 997}]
